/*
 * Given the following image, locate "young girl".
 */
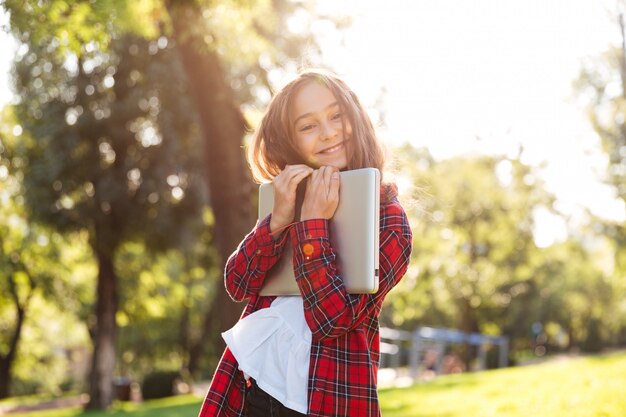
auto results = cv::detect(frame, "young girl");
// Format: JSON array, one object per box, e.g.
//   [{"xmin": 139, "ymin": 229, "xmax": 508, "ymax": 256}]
[{"xmin": 198, "ymin": 69, "xmax": 413, "ymax": 417}]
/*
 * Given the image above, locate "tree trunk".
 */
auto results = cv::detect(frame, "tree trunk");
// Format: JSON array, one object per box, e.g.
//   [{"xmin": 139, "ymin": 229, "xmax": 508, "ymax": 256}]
[
  {"xmin": 0, "ymin": 359, "xmax": 10, "ymax": 399},
  {"xmin": 0, "ymin": 308, "xmax": 24, "ymax": 399},
  {"xmin": 0, "ymin": 272, "xmax": 30, "ymax": 399},
  {"xmin": 459, "ymin": 297, "xmax": 479, "ymax": 370},
  {"xmin": 167, "ymin": 2, "xmax": 256, "ymax": 375},
  {"xmin": 567, "ymin": 322, "xmax": 576, "ymax": 351},
  {"xmin": 86, "ymin": 249, "xmax": 118, "ymax": 410}
]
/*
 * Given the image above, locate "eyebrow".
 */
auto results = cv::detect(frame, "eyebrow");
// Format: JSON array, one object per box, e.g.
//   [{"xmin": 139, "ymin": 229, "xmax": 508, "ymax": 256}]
[{"xmin": 293, "ymin": 101, "xmax": 340, "ymax": 126}]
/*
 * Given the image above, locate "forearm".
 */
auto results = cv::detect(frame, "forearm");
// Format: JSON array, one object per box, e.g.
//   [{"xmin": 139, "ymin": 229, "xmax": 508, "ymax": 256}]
[
  {"xmin": 290, "ymin": 219, "xmax": 373, "ymax": 341},
  {"xmin": 291, "ymin": 202, "xmax": 413, "ymax": 341},
  {"xmin": 224, "ymin": 215, "xmax": 287, "ymax": 301}
]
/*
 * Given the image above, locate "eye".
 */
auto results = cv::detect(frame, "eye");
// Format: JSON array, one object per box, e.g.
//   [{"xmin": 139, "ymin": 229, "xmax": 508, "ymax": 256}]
[
  {"xmin": 299, "ymin": 123, "xmax": 315, "ymax": 132},
  {"xmin": 331, "ymin": 112, "xmax": 343, "ymax": 121}
]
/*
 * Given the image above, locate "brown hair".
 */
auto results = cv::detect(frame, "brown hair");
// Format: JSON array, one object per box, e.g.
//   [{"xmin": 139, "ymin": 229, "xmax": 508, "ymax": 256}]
[{"xmin": 247, "ymin": 69, "xmax": 397, "ymax": 203}]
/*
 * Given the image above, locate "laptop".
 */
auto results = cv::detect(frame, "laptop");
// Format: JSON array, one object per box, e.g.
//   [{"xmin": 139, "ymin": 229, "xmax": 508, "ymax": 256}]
[{"xmin": 258, "ymin": 167, "xmax": 380, "ymax": 296}]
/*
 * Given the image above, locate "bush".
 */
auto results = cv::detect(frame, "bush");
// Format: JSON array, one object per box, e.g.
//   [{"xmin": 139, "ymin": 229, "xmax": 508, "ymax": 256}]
[
  {"xmin": 141, "ymin": 371, "xmax": 181, "ymax": 400},
  {"xmin": 9, "ymin": 377, "xmax": 42, "ymax": 396},
  {"xmin": 581, "ymin": 318, "xmax": 604, "ymax": 353}
]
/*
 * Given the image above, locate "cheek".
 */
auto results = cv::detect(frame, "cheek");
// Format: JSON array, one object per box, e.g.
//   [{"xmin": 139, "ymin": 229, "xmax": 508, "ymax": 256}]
[
  {"xmin": 294, "ymin": 132, "xmax": 316, "ymax": 154},
  {"xmin": 344, "ymin": 121, "xmax": 353, "ymax": 138}
]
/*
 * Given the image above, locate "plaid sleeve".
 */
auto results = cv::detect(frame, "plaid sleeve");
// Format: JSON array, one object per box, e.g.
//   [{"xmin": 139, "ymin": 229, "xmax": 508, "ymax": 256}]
[
  {"xmin": 291, "ymin": 199, "xmax": 412, "ymax": 341},
  {"xmin": 224, "ymin": 214, "xmax": 289, "ymax": 302}
]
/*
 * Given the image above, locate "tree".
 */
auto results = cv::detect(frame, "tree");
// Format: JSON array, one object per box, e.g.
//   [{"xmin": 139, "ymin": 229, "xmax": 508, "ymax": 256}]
[
  {"xmin": 386, "ymin": 144, "xmax": 554, "ymax": 365},
  {"xmin": 0, "ymin": 151, "xmax": 40, "ymax": 399},
  {"xmin": 162, "ymin": 0, "xmax": 336, "ymax": 371},
  {"xmin": 10, "ymin": 33, "xmax": 206, "ymax": 408},
  {"xmin": 0, "ymin": 109, "xmax": 77, "ymax": 398},
  {"xmin": 574, "ymin": 5, "xmax": 626, "ymax": 345},
  {"xmin": 113, "ymin": 211, "xmax": 221, "ymax": 380},
  {"xmin": 4, "ymin": 0, "xmax": 338, "ymax": 407},
  {"xmin": 530, "ymin": 239, "xmax": 615, "ymax": 352}
]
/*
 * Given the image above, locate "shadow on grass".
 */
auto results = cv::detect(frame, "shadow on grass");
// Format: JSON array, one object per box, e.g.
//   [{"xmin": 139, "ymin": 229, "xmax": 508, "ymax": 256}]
[
  {"xmin": 108, "ymin": 403, "xmax": 201, "ymax": 417},
  {"xmin": 584, "ymin": 350, "xmax": 626, "ymax": 363},
  {"xmin": 4, "ymin": 396, "xmax": 203, "ymax": 417}
]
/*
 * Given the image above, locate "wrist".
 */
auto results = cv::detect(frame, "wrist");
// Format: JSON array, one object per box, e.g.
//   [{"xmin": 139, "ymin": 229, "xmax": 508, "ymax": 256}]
[
  {"xmin": 300, "ymin": 211, "xmax": 328, "ymax": 221},
  {"xmin": 269, "ymin": 216, "xmax": 289, "ymax": 237}
]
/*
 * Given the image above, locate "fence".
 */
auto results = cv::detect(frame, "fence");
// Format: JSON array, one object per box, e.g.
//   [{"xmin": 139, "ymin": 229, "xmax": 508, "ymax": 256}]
[{"xmin": 380, "ymin": 326, "xmax": 509, "ymax": 379}]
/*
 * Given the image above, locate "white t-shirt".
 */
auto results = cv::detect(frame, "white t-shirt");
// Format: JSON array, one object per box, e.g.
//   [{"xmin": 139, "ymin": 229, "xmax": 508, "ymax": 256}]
[{"xmin": 222, "ymin": 296, "xmax": 312, "ymax": 414}]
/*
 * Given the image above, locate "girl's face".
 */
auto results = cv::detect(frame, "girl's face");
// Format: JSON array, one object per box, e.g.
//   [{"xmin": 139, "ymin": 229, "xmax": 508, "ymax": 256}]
[{"xmin": 290, "ymin": 81, "xmax": 351, "ymax": 170}]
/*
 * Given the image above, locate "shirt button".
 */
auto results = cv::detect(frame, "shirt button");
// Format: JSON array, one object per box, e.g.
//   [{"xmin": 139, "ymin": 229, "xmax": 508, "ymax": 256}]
[
  {"xmin": 302, "ymin": 243, "xmax": 314, "ymax": 256},
  {"xmin": 306, "ymin": 233, "xmax": 312, "ymax": 239},
  {"xmin": 256, "ymin": 249, "xmax": 261, "ymax": 255}
]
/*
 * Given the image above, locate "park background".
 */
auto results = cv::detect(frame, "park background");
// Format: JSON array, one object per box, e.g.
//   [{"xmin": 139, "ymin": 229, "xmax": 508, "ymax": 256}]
[{"xmin": 1, "ymin": 0, "xmax": 626, "ymax": 415}]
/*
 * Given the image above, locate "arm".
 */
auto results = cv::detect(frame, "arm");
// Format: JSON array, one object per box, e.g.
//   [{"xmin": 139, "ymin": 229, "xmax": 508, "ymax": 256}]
[
  {"xmin": 291, "ymin": 200, "xmax": 413, "ymax": 341},
  {"xmin": 224, "ymin": 214, "xmax": 289, "ymax": 302}
]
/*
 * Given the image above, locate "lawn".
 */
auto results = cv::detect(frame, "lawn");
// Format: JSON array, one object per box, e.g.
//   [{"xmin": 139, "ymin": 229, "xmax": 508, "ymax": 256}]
[
  {"xmin": 1, "ymin": 395, "xmax": 202, "ymax": 417},
  {"xmin": 3, "ymin": 351, "xmax": 626, "ymax": 417},
  {"xmin": 379, "ymin": 350, "xmax": 626, "ymax": 417}
]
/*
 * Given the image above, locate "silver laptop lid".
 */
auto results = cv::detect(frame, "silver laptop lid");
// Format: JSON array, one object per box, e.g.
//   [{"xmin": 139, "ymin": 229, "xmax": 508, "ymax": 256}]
[{"xmin": 258, "ymin": 168, "xmax": 380, "ymax": 296}]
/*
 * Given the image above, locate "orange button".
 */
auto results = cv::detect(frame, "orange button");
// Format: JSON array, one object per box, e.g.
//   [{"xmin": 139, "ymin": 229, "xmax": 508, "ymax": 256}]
[{"xmin": 302, "ymin": 243, "xmax": 314, "ymax": 256}]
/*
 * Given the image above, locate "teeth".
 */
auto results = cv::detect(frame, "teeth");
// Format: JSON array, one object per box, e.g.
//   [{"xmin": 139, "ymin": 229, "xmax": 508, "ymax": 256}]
[{"xmin": 321, "ymin": 143, "xmax": 342, "ymax": 153}]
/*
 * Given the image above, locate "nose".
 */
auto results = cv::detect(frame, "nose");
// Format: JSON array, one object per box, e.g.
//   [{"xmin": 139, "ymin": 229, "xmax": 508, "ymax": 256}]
[{"xmin": 320, "ymin": 121, "xmax": 338, "ymax": 141}]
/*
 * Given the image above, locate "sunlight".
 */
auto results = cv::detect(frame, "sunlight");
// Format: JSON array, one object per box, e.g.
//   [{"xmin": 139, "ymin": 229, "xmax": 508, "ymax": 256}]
[{"xmin": 313, "ymin": 0, "xmax": 625, "ymax": 237}]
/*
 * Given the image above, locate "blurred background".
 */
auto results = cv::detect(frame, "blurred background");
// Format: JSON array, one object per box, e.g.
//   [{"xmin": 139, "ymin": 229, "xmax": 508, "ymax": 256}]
[{"xmin": 0, "ymin": 0, "xmax": 625, "ymax": 415}]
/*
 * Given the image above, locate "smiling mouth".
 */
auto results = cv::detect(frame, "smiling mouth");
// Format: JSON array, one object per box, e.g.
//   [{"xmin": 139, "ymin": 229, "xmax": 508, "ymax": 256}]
[{"xmin": 318, "ymin": 142, "xmax": 345, "ymax": 155}]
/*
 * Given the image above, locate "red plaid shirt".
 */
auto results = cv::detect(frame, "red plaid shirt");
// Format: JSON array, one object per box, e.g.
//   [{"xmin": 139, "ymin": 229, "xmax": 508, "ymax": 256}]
[{"xmin": 198, "ymin": 197, "xmax": 412, "ymax": 417}]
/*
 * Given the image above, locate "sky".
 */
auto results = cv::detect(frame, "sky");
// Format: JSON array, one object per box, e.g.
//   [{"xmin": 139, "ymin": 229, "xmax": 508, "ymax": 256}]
[
  {"xmin": 1, "ymin": 1, "xmax": 625, "ymax": 247},
  {"xmin": 311, "ymin": 0, "xmax": 626, "ymax": 246}
]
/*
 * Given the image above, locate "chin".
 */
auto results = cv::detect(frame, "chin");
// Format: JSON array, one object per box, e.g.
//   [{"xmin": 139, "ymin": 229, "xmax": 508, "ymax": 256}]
[{"xmin": 329, "ymin": 162, "xmax": 348, "ymax": 170}]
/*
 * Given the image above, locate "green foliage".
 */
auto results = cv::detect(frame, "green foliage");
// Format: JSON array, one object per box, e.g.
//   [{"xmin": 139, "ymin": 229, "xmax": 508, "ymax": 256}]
[
  {"xmin": 114, "ymin": 215, "xmax": 220, "ymax": 379},
  {"xmin": 9, "ymin": 296, "xmax": 90, "ymax": 396},
  {"xmin": 385, "ymin": 143, "xmax": 619, "ymax": 353},
  {"xmin": 387, "ymin": 145, "xmax": 552, "ymax": 331},
  {"xmin": 573, "ymin": 15, "xmax": 626, "ymax": 345},
  {"xmin": 0, "ymin": 107, "xmax": 93, "ymax": 397},
  {"xmin": 3, "ymin": 17, "xmax": 210, "ymax": 401},
  {"xmin": 530, "ymin": 240, "xmax": 618, "ymax": 350},
  {"xmin": 2, "ymin": 0, "xmax": 334, "ymax": 401},
  {"xmin": 4, "ymin": 0, "xmax": 162, "ymax": 56},
  {"xmin": 575, "ymin": 46, "xmax": 626, "ymax": 201},
  {"xmin": 12, "ymin": 33, "xmax": 206, "ymax": 252}
]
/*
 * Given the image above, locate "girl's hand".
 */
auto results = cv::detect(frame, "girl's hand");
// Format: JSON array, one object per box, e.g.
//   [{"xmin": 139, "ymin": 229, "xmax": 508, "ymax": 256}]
[
  {"xmin": 300, "ymin": 166, "xmax": 341, "ymax": 221},
  {"xmin": 270, "ymin": 164, "xmax": 314, "ymax": 233}
]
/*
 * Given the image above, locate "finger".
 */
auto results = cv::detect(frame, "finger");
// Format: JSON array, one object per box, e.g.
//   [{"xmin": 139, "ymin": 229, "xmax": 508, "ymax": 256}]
[
  {"xmin": 282, "ymin": 164, "xmax": 312, "ymax": 177},
  {"xmin": 280, "ymin": 173, "xmax": 311, "ymax": 203},
  {"xmin": 288, "ymin": 168, "xmax": 313, "ymax": 190},
  {"xmin": 277, "ymin": 165, "xmax": 312, "ymax": 187},
  {"xmin": 321, "ymin": 166, "xmax": 333, "ymax": 198},
  {"xmin": 311, "ymin": 168, "xmax": 323, "ymax": 188},
  {"xmin": 329, "ymin": 170, "xmax": 340, "ymax": 199}
]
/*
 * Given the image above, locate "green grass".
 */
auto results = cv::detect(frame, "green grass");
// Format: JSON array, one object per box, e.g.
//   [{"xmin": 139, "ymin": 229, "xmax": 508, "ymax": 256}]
[
  {"xmin": 1, "ymin": 395, "xmax": 202, "ymax": 417},
  {"xmin": 4, "ymin": 351, "xmax": 626, "ymax": 417},
  {"xmin": 378, "ymin": 351, "xmax": 626, "ymax": 417}
]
